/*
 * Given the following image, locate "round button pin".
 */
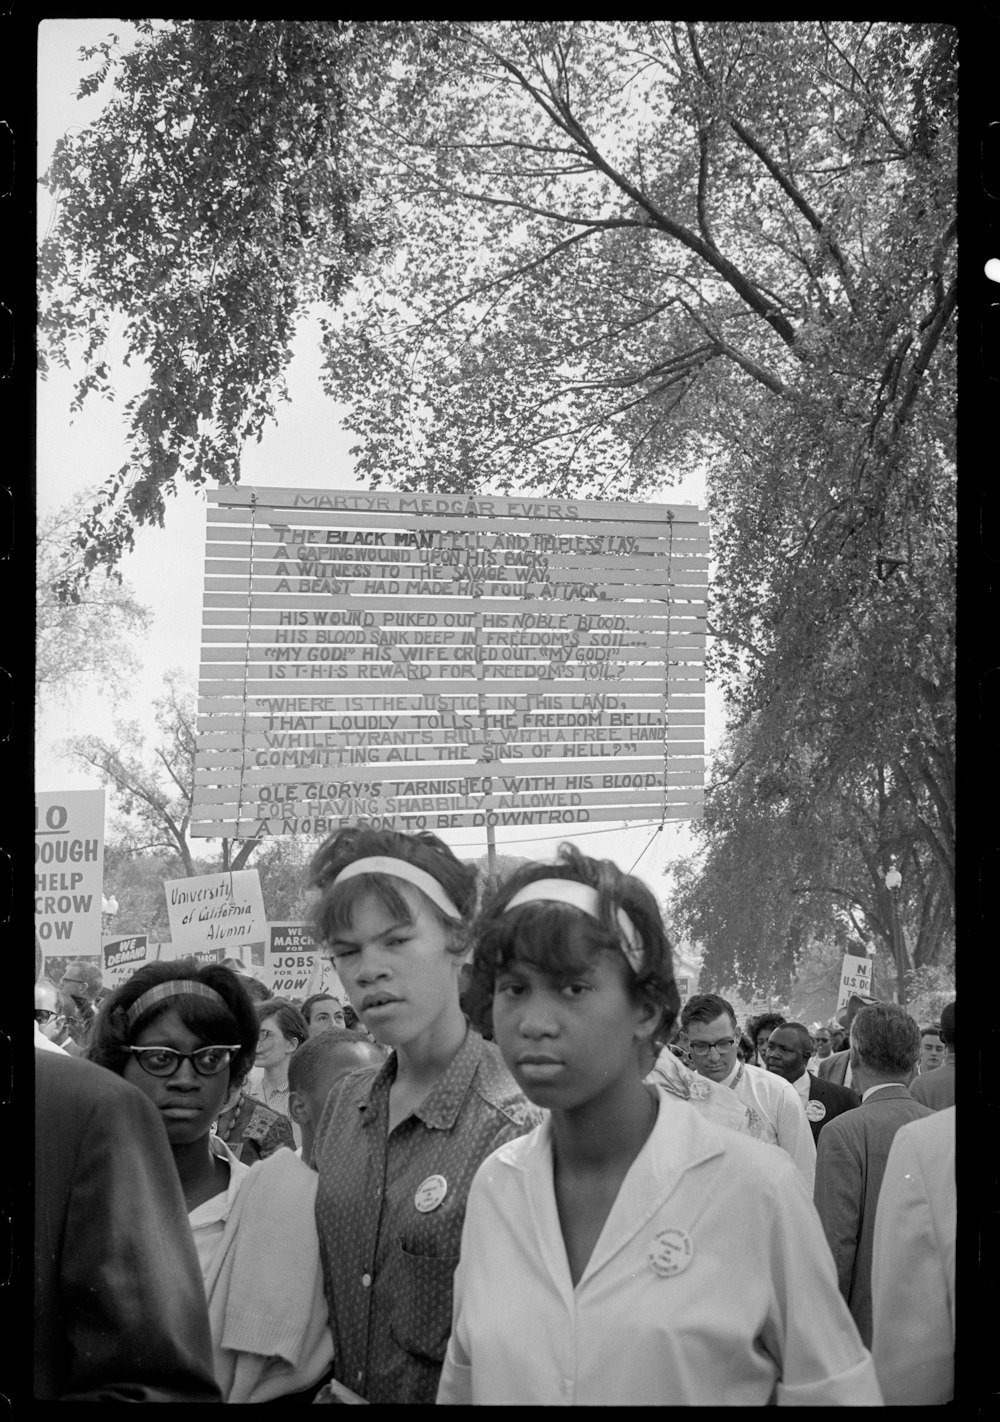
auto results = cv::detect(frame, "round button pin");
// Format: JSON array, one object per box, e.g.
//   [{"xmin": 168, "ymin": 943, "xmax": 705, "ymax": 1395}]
[
  {"xmin": 649, "ymin": 1227, "xmax": 693, "ymax": 1277},
  {"xmin": 805, "ymin": 1099, "xmax": 827, "ymax": 1122},
  {"xmin": 414, "ymin": 1174, "xmax": 448, "ymax": 1213}
]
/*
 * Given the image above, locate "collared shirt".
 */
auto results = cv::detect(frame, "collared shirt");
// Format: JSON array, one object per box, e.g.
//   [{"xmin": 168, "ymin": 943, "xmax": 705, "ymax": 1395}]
[
  {"xmin": 188, "ymin": 1134, "xmax": 251, "ymax": 1281},
  {"xmin": 437, "ymin": 1090, "xmax": 882, "ymax": 1406},
  {"xmin": 791, "ymin": 1069, "xmax": 811, "ymax": 1105},
  {"xmin": 719, "ymin": 1061, "xmax": 816, "ymax": 1190},
  {"xmin": 861, "ymin": 1081, "xmax": 904, "ymax": 1103},
  {"xmin": 312, "ymin": 1026, "xmax": 542, "ymax": 1405}
]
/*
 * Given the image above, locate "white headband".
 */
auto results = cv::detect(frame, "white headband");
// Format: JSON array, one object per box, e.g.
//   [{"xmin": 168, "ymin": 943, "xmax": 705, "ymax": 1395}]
[
  {"xmin": 503, "ymin": 880, "xmax": 645, "ymax": 976},
  {"xmin": 331, "ymin": 856, "xmax": 463, "ymax": 921}
]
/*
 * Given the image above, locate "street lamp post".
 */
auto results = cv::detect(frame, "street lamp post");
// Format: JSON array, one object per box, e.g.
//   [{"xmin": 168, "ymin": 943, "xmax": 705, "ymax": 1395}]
[
  {"xmin": 882, "ymin": 860, "xmax": 905, "ymax": 1007},
  {"xmin": 101, "ymin": 894, "xmax": 119, "ymax": 937}
]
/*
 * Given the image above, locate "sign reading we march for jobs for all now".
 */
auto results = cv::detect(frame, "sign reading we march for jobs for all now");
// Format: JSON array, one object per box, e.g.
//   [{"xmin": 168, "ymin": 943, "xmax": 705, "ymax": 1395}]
[{"xmin": 191, "ymin": 487, "xmax": 708, "ymax": 838}]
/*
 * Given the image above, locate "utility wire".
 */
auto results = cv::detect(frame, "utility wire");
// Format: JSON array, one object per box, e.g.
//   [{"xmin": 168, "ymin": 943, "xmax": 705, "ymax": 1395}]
[{"xmin": 628, "ymin": 823, "xmax": 662, "ymax": 874}]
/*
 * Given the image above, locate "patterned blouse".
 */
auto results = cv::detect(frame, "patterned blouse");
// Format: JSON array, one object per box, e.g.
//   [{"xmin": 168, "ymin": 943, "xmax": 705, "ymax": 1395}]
[
  {"xmin": 312, "ymin": 1026, "xmax": 542, "ymax": 1405},
  {"xmin": 213, "ymin": 1092, "xmax": 295, "ymax": 1164}
]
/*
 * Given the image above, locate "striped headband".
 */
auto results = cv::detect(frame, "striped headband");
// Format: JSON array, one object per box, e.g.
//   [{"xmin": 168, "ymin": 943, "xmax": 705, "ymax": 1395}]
[
  {"xmin": 502, "ymin": 880, "xmax": 645, "ymax": 976},
  {"xmin": 331, "ymin": 856, "xmax": 463, "ymax": 921},
  {"xmin": 125, "ymin": 980, "xmax": 229, "ymax": 1031}
]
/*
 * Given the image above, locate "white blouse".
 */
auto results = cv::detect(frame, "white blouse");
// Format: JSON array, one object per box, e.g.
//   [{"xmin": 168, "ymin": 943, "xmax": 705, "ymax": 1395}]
[{"xmin": 438, "ymin": 1091, "xmax": 881, "ymax": 1406}]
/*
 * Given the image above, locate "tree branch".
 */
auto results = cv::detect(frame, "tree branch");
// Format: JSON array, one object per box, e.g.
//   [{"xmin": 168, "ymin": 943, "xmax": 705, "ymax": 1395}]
[{"xmin": 457, "ymin": 30, "xmax": 803, "ymax": 351}]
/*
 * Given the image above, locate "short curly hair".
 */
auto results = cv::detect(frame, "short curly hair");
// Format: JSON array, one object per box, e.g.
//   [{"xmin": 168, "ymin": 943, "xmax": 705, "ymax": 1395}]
[
  {"xmin": 307, "ymin": 826, "xmax": 479, "ymax": 959},
  {"xmin": 749, "ymin": 1012, "xmax": 787, "ymax": 1049},
  {"xmin": 466, "ymin": 842, "xmax": 680, "ymax": 1048},
  {"xmin": 87, "ymin": 961, "xmax": 259, "ymax": 1090}
]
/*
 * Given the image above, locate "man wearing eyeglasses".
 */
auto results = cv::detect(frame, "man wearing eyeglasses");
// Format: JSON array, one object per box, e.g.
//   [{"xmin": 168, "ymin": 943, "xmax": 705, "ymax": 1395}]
[
  {"xmin": 807, "ymin": 1027, "xmax": 835, "ymax": 1074},
  {"xmin": 34, "ymin": 979, "xmax": 70, "ymax": 1055},
  {"xmin": 680, "ymin": 993, "xmax": 816, "ymax": 1189},
  {"xmin": 58, "ymin": 960, "xmax": 103, "ymax": 1055}
]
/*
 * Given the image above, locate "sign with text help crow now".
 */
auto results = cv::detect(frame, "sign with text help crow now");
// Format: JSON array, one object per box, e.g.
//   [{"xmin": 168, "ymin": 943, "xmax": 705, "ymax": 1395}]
[{"xmin": 191, "ymin": 487, "xmax": 708, "ymax": 839}]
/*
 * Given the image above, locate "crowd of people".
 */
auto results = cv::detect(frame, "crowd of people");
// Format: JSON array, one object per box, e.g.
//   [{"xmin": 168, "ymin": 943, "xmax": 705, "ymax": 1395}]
[{"xmin": 34, "ymin": 827, "xmax": 956, "ymax": 1405}]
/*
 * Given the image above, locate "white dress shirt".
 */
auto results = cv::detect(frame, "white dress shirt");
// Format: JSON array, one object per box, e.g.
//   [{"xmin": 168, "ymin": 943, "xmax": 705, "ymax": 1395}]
[
  {"xmin": 437, "ymin": 1090, "xmax": 881, "ymax": 1406},
  {"xmin": 791, "ymin": 1070, "xmax": 811, "ymax": 1106},
  {"xmin": 719, "ymin": 1061, "xmax": 816, "ymax": 1190}
]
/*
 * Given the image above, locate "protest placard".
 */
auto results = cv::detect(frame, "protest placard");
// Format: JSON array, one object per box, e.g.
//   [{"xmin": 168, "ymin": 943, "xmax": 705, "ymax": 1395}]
[
  {"xmin": 261, "ymin": 921, "xmax": 346, "ymax": 999},
  {"xmin": 102, "ymin": 934, "xmax": 151, "ymax": 988},
  {"xmin": 191, "ymin": 487, "xmax": 708, "ymax": 838},
  {"xmin": 34, "ymin": 789, "xmax": 105, "ymax": 958},
  {"xmin": 163, "ymin": 869, "xmax": 267, "ymax": 951},
  {"xmin": 835, "ymin": 953, "xmax": 874, "ymax": 1012}
]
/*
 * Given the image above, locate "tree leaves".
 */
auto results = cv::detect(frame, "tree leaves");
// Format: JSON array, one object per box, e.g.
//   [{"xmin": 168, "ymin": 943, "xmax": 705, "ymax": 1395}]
[
  {"xmin": 36, "ymin": 489, "xmax": 152, "ymax": 701},
  {"xmin": 40, "ymin": 22, "xmax": 955, "ymax": 993}
]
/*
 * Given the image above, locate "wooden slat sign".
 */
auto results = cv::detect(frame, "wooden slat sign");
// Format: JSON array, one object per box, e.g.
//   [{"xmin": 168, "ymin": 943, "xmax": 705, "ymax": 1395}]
[{"xmin": 191, "ymin": 487, "xmax": 708, "ymax": 838}]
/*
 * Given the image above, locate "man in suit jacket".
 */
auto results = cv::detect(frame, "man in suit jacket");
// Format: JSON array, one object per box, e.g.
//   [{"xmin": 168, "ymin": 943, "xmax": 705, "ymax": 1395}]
[
  {"xmin": 869, "ymin": 1106, "xmax": 955, "ymax": 1404},
  {"xmin": 34, "ymin": 1050, "xmax": 222, "ymax": 1402},
  {"xmin": 763, "ymin": 1022, "xmax": 860, "ymax": 1144},
  {"xmin": 816, "ymin": 992, "xmax": 881, "ymax": 1088},
  {"xmin": 910, "ymin": 999, "xmax": 955, "ymax": 1110},
  {"xmin": 813, "ymin": 1003, "xmax": 933, "ymax": 1347}
]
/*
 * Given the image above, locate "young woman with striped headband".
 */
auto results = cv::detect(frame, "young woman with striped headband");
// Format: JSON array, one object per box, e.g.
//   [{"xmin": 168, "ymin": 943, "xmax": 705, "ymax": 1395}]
[
  {"xmin": 87, "ymin": 960, "xmax": 334, "ymax": 1402},
  {"xmin": 436, "ymin": 843, "xmax": 882, "ymax": 1406},
  {"xmin": 305, "ymin": 827, "xmax": 541, "ymax": 1406}
]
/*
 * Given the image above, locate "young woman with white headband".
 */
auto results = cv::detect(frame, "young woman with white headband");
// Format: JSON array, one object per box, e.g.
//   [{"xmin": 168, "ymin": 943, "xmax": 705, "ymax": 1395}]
[
  {"xmin": 305, "ymin": 827, "xmax": 541, "ymax": 1406},
  {"xmin": 436, "ymin": 843, "xmax": 883, "ymax": 1406}
]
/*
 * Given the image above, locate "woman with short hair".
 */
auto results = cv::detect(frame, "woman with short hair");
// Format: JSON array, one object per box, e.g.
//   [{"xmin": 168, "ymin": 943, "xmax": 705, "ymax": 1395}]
[
  {"xmin": 87, "ymin": 960, "xmax": 332, "ymax": 1403},
  {"xmin": 305, "ymin": 826, "xmax": 541, "ymax": 1405},
  {"xmin": 244, "ymin": 998, "xmax": 308, "ymax": 1146}
]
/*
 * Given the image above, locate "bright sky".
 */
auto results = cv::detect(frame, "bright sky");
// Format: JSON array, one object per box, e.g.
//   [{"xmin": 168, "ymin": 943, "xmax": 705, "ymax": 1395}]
[{"xmin": 36, "ymin": 19, "xmax": 721, "ymax": 900}]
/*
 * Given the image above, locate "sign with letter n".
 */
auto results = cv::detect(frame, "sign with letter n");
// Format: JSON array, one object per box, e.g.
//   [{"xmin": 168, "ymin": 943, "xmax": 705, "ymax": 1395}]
[
  {"xmin": 191, "ymin": 487, "xmax": 708, "ymax": 839},
  {"xmin": 836, "ymin": 954, "xmax": 874, "ymax": 1012}
]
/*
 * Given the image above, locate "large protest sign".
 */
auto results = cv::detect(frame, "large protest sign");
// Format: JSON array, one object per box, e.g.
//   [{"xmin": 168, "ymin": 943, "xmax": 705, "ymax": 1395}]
[
  {"xmin": 102, "ymin": 934, "xmax": 152, "ymax": 988},
  {"xmin": 191, "ymin": 487, "xmax": 708, "ymax": 838},
  {"xmin": 835, "ymin": 953, "xmax": 874, "ymax": 1012},
  {"xmin": 35, "ymin": 789, "xmax": 105, "ymax": 957},
  {"xmin": 164, "ymin": 869, "xmax": 267, "ymax": 951}
]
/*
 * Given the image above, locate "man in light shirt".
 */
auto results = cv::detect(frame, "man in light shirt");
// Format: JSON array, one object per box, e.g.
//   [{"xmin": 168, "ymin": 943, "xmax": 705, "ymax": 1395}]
[
  {"xmin": 806, "ymin": 1024, "xmax": 834, "ymax": 1074},
  {"xmin": 813, "ymin": 1002, "xmax": 932, "ymax": 1346},
  {"xmin": 680, "ymin": 993, "xmax": 816, "ymax": 1188}
]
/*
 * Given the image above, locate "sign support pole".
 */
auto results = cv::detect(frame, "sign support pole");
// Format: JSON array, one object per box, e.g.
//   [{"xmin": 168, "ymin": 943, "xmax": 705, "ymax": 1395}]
[{"xmin": 485, "ymin": 818, "xmax": 497, "ymax": 890}]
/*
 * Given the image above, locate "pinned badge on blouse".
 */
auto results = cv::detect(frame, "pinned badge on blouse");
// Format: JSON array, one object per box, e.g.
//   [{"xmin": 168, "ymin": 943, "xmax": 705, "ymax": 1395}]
[
  {"xmin": 414, "ymin": 1174, "xmax": 448, "ymax": 1213},
  {"xmin": 805, "ymin": 1099, "xmax": 827, "ymax": 1122},
  {"xmin": 649, "ymin": 1227, "xmax": 693, "ymax": 1278}
]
